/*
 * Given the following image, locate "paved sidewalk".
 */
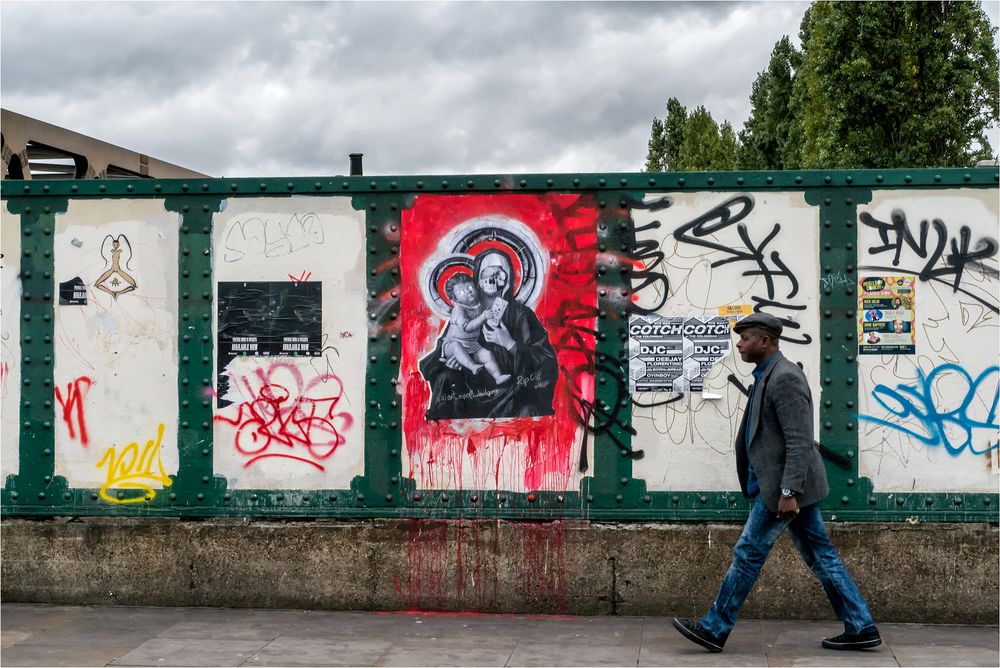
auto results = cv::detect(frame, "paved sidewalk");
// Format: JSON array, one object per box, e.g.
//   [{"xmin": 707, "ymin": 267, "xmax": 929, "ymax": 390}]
[{"xmin": 1, "ymin": 604, "xmax": 997, "ymax": 667}]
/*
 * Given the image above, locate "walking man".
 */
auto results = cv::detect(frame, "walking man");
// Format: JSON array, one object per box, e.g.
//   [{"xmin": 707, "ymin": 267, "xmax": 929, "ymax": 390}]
[{"xmin": 672, "ymin": 313, "xmax": 881, "ymax": 653}]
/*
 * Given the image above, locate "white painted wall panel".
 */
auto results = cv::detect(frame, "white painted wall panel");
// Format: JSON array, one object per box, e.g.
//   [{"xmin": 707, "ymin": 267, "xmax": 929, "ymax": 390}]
[
  {"xmin": 857, "ymin": 189, "xmax": 1000, "ymax": 492},
  {"xmin": 630, "ymin": 192, "xmax": 821, "ymax": 492},
  {"xmin": 1, "ymin": 210, "xmax": 21, "ymax": 482},
  {"xmin": 53, "ymin": 200, "xmax": 180, "ymax": 500},
  {"xmin": 211, "ymin": 197, "xmax": 366, "ymax": 490}
]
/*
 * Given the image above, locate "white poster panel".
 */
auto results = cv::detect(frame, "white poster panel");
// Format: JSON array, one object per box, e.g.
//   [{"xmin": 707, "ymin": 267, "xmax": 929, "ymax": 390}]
[
  {"xmin": 630, "ymin": 192, "xmax": 821, "ymax": 492},
  {"xmin": 857, "ymin": 189, "xmax": 999, "ymax": 492},
  {"xmin": 53, "ymin": 200, "xmax": 180, "ymax": 501},
  {"xmin": 212, "ymin": 197, "xmax": 366, "ymax": 490},
  {"xmin": 1, "ymin": 210, "xmax": 21, "ymax": 482}
]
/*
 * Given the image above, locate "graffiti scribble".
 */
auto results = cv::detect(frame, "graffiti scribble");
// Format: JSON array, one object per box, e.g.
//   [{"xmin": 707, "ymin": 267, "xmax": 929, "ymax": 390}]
[
  {"xmin": 223, "ymin": 213, "xmax": 325, "ymax": 263},
  {"xmin": 859, "ymin": 364, "xmax": 999, "ymax": 456},
  {"xmin": 96, "ymin": 423, "xmax": 172, "ymax": 503},
  {"xmin": 859, "ymin": 209, "xmax": 999, "ymax": 314},
  {"xmin": 819, "ymin": 272, "xmax": 852, "ymax": 290},
  {"xmin": 215, "ymin": 362, "xmax": 352, "ymax": 470},
  {"xmin": 54, "ymin": 376, "xmax": 94, "ymax": 446},
  {"xmin": 670, "ymin": 195, "xmax": 809, "ymax": 344}
]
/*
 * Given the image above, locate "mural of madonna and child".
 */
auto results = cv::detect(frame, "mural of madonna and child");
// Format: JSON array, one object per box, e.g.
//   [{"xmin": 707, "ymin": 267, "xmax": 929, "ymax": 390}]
[{"xmin": 418, "ymin": 217, "xmax": 558, "ymax": 420}]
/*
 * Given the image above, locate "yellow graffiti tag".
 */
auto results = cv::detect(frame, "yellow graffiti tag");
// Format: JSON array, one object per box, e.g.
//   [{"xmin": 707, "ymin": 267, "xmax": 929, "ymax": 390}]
[{"xmin": 96, "ymin": 423, "xmax": 172, "ymax": 504}]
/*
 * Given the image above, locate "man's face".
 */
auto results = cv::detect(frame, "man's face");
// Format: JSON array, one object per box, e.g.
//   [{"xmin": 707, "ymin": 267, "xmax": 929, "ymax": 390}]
[
  {"xmin": 479, "ymin": 266, "xmax": 507, "ymax": 296},
  {"xmin": 736, "ymin": 328, "xmax": 770, "ymax": 365},
  {"xmin": 893, "ymin": 320, "xmax": 904, "ymax": 333}
]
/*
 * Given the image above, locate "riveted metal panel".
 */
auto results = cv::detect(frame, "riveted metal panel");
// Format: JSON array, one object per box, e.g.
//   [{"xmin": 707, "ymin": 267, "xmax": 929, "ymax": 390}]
[{"xmin": 2, "ymin": 167, "xmax": 997, "ymax": 522}]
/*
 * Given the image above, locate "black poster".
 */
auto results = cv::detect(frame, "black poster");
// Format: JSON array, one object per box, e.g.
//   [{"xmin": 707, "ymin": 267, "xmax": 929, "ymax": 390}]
[
  {"xmin": 216, "ymin": 281, "xmax": 322, "ymax": 406},
  {"xmin": 59, "ymin": 277, "xmax": 88, "ymax": 305}
]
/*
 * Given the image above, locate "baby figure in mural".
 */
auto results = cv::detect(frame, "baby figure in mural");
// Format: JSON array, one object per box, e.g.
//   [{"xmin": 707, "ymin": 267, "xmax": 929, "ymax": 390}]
[{"xmin": 441, "ymin": 274, "xmax": 512, "ymax": 385}]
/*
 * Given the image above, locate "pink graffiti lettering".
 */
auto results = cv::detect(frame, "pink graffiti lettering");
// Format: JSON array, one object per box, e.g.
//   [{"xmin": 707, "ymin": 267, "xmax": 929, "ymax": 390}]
[
  {"xmin": 215, "ymin": 363, "xmax": 353, "ymax": 470},
  {"xmin": 54, "ymin": 376, "xmax": 94, "ymax": 446}
]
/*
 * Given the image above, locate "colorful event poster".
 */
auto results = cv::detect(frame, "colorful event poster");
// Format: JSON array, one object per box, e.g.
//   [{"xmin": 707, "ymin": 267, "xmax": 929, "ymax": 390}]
[
  {"xmin": 858, "ymin": 275, "xmax": 916, "ymax": 355},
  {"xmin": 399, "ymin": 193, "xmax": 598, "ymax": 491},
  {"xmin": 627, "ymin": 315, "xmax": 732, "ymax": 393}
]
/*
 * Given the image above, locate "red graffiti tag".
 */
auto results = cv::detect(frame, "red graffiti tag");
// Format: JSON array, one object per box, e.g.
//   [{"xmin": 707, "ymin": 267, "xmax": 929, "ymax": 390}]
[
  {"xmin": 288, "ymin": 270, "xmax": 313, "ymax": 282},
  {"xmin": 54, "ymin": 376, "xmax": 93, "ymax": 446},
  {"xmin": 215, "ymin": 363, "xmax": 353, "ymax": 470}
]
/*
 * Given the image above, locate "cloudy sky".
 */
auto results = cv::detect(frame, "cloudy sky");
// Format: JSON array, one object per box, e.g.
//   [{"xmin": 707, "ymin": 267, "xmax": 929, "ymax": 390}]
[{"xmin": 2, "ymin": 1, "xmax": 997, "ymax": 178}]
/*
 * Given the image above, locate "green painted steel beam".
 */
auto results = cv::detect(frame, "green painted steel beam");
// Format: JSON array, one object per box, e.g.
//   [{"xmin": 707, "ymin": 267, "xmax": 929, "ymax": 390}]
[{"xmin": 3, "ymin": 168, "xmax": 997, "ymax": 523}]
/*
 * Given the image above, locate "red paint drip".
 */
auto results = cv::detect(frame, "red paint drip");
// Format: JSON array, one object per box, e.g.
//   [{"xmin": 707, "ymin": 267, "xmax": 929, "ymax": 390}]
[{"xmin": 395, "ymin": 519, "xmax": 568, "ymax": 613}]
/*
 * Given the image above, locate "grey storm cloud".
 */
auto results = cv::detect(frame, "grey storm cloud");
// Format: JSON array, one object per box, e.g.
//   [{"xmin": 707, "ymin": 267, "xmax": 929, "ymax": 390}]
[{"xmin": 0, "ymin": 1, "xmax": 848, "ymax": 177}]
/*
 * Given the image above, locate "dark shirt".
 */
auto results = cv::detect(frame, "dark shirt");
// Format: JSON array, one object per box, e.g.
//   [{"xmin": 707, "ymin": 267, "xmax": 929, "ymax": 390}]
[{"xmin": 744, "ymin": 353, "xmax": 778, "ymax": 497}]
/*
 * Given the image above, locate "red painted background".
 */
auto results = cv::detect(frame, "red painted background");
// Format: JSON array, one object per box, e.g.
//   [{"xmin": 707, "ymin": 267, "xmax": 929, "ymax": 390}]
[{"xmin": 400, "ymin": 194, "xmax": 598, "ymax": 492}]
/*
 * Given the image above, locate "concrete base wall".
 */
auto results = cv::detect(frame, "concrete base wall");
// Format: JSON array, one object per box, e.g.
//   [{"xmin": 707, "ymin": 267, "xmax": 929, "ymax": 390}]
[{"xmin": 2, "ymin": 518, "xmax": 997, "ymax": 624}]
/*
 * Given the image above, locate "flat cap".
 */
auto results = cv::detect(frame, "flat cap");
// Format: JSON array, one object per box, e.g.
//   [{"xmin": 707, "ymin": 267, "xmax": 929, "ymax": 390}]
[{"xmin": 733, "ymin": 312, "xmax": 784, "ymax": 337}]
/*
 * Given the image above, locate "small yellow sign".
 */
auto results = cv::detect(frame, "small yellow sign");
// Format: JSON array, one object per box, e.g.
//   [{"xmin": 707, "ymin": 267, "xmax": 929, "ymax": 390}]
[
  {"xmin": 718, "ymin": 304, "xmax": 753, "ymax": 317},
  {"xmin": 717, "ymin": 304, "xmax": 753, "ymax": 329}
]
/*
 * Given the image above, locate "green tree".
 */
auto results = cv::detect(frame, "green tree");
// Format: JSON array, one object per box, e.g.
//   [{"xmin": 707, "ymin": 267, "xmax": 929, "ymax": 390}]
[
  {"xmin": 645, "ymin": 118, "xmax": 667, "ymax": 172},
  {"xmin": 718, "ymin": 121, "xmax": 739, "ymax": 171},
  {"xmin": 644, "ymin": 97, "xmax": 688, "ymax": 171},
  {"xmin": 790, "ymin": 0, "xmax": 999, "ymax": 168},
  {"xmin": 644, "ymin": 1, "xmax": 999, "ymax": 170},
  {"xmin": 737, "ymin": 36, "xmax": 800, "ymax": 169},
  {"xmin": 676, "ymin": 106, "xmax": 725, "ymax": 171}
]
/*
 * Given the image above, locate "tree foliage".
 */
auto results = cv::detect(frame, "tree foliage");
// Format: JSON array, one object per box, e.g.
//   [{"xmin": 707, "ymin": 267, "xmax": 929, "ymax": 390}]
[
  {"xmin": 644, "ymin": 1, "xmax": 999, "ymax": 171},
  {"xmin": 737, "ymin": 36, "xmax": 799, "ymax": 170},
  {"xmin": 790, "ymin": 1, "xmax": 999, "ymax": 168},
  {"xmin": 645, "ymin": 97, "xmax": 688, "ymax": 171},
  {"xmin": 645, "ymin": 100, "xmax": 737, "ymax": 171}
]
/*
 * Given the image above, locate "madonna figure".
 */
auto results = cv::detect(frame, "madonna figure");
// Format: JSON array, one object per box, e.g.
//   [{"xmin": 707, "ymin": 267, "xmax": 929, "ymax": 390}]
[{"xmin": 419, "ymin": 249, "xmax": 558, "ymax": 420}]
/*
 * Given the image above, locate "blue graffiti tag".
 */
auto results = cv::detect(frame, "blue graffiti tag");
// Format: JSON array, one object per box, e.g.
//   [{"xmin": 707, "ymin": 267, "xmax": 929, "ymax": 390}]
[{"xmin": 859, "ymin": 364, "xmax": 999, "ymax": 456}]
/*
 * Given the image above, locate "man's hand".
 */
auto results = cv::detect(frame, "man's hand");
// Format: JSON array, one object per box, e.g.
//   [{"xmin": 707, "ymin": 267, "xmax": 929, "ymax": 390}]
[
  {"xmin": 777, "ymin": 495, "xmax": 799, "ymax": 519},
  {"xmin": 483, "ymin": 321, "xmax": 515, "ymax": 350}
]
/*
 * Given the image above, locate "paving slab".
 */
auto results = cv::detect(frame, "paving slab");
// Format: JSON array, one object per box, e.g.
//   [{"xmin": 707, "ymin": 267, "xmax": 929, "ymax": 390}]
[
  {"xmin": 880, "ymin": 623, "xmax": 1000, "ymax": 649},
  {"xmin": 516, "ymin": 616, "xmax": 644, "ymax": 646},
  {"xmin": 764, "ymin": 650, "xmax": 897, "ymax": 667},
  {"xmin": 1, "ymin": 630, "xmax": 33, "ymax": 649},
  {"xmin": 1, "ymin": 643, "xmax": 132, "ymax": 667},
  {"xmin": 758, "ymin": 619, "xmax": 845, "ymax": 650},
  {"xmin": 1, "ymin": 604, "xmax": 998, "ymax": 668},
  {"xmin": 375, "ymin": 637, "xmax": 516, "ymax": 667},
  {"xmin": 244, "ymin": 637, "xmax": 392, "ymax": 666},
  {"xmin": 638, "ymin": 644, "xmax": 766, "ymax": 667},
  {"xmin": 889, "ymin": 643, "xmax": 1000, "ymax": 667},
  {"xmin": 110, "ymin": 638, "xmax": 269, "ymax": 667},
  {"xmin": 156, "ymin": 619, "xmax": 290, "ymax": 641},
  {"xmin": 284, "ymin": 611, "xmax": 422, "ymax": 639},
  {"xmin": 508, "ymin": 642, "xmax": 640, "ymax": 667}
]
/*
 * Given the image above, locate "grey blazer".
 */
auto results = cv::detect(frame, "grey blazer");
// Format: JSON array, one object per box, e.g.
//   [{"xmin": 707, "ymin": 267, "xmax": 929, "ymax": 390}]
[{"xmin": 735, "ymin": 351, "xmax": 830, "ymax": 512}]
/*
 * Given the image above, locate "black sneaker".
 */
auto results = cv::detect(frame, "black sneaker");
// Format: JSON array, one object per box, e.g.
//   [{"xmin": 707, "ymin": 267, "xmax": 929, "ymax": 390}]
[
  {"xmin": 822, "ymin": 627, "xmax": 882, "ymax": 650},
  {"xmin": 671, "ymin": 618, "xmax": 727, "ymax": 653}
]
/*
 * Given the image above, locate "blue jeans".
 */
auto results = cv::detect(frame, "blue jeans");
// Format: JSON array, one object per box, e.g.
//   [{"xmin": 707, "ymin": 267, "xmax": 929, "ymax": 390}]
[{"xmin": 700, "ymin": 498, "xmax": 876, "ymax": 638}]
